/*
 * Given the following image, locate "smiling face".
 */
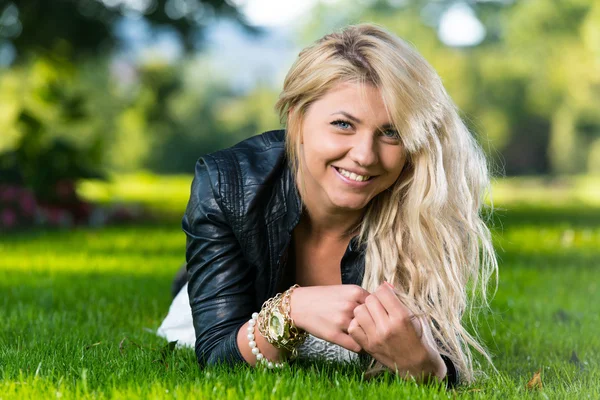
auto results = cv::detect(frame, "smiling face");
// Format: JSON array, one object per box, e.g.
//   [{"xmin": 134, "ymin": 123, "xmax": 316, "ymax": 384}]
[{"xmin": 297, "ymin": 81, "xmax": 408, "ymax": 216}]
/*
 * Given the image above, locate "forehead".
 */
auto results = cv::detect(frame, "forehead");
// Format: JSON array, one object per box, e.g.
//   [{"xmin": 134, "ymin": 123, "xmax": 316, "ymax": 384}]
[{"xmin": 308, "ymin": 81, "xmax": 390, "ymax": 122}]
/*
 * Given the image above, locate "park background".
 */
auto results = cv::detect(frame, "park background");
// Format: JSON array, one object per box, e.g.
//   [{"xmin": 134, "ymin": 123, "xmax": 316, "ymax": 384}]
[{"xmin": 1, "ymin": 0, "xmax": 599, "ymax": 398}]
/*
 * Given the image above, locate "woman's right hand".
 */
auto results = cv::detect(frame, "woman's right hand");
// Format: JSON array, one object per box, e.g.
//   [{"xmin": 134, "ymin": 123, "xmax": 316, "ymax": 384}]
[{"xmin": 289, "ymin": 285, "xmax": 370, "ymax": 353}]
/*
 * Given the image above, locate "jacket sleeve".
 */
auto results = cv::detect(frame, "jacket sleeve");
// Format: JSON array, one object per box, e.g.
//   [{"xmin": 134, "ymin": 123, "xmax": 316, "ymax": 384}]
[
  {"xmin": 440, "ymin": 354, "xmax": 459, "ymax": 388},
  {"xmin": 182, "ymin": 156, "xmax": 255, "ymax": 368},
  {"xmin": 433, "ymin": 321, "xmax": 460, "ymax": 388}
]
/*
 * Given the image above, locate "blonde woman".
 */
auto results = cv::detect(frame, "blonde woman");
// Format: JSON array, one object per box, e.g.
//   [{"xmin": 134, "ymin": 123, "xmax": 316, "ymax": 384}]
[{"xmin": 158, "ymin": 23, "xmax": 498, "ymax": 387}]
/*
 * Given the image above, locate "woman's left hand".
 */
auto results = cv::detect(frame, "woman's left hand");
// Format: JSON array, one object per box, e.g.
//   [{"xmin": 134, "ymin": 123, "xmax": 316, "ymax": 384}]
[{"xmin": 347, "ymin": 282, "xmax": 447, "ymax": 383}]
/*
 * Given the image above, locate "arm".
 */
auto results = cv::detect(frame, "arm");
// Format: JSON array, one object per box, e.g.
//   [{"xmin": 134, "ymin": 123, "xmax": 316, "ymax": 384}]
[{"xmin": 184, "ymin": 156, "xmax": 283, "ymax": 367}]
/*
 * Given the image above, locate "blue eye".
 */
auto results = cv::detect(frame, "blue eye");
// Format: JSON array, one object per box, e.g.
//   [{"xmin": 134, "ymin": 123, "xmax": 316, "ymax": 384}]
[
  {"xmin": 381, "ymin": 129, "xmax": 400, "ymax": 140},
  {"xmin": 331, "ymin": 119, "xmax": 352, "ymax": 130}
]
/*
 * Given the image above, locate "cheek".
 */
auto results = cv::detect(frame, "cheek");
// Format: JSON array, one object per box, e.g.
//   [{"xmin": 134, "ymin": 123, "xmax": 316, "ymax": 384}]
[
  {"xmin": 301, "ymin": 143, "xmax": 329, "ymax": 181},
  {"xmin": 384, "ymin": 150, "xmax": 407, "ymax": 174},
  {"xmin": 303, "ymin": 134, "xmax": 340, "ymax": 166}
]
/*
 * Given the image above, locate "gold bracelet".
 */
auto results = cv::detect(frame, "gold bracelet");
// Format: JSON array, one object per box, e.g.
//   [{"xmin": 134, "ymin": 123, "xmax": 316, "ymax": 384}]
[{"xmin": 257, "ymin": 284, "xmax": 307, "ymax": 359}]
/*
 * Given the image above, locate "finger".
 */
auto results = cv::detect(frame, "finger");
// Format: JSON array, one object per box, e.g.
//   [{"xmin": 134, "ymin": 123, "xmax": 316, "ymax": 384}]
[
  {"xmin": 353, "ymin": 303, "xmax": 376, "ymax": 339},
  {"xmin": 416, "ymin": 316, "xmax": 439, "ymax": 349},
  {"xmin": 364, "ymin": 294, "xmax": 389, "ymax": 328},
  {"xmin": 373, "ymin": 282, "xmax": 410, "ymax": 318},
  {"xmin": 347, "ymin": 318, "xmax": 367, "ymax": 350},
  {"xmin": 410, "ymin": 314, "xmax": 423, "ymax": 338},
  {"xmin": 348, "ymin": 284, "xmax": 370, "ymax": 305},
  {"xmin": 337, "ymin": 328, "xmax": 364, "ymax": 353},
  {"xmin": 419, "ymin": 317, "xmax": 439, "ymax": 350}
]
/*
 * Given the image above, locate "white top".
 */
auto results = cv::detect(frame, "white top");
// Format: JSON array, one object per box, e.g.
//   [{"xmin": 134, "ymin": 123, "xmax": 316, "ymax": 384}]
[{"xmin": 157, "ymin": 283, "xmax": 365, "ymax": 366}]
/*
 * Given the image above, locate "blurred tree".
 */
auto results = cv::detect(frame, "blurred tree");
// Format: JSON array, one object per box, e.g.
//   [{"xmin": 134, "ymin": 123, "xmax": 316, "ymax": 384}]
[
  {"xmin": 0, "ymin": 58, "xmax": 105, "ymax": 203},
  {"xmin": 2, "ymin": 0, "xmax": 598, "ymax": 178},
  {"xmin": 0, "ymin": 0, "xmax": 270, "ymax": 178},
  {"xmin": 0, "ymin": 0, "xmax": 256, "ymax": 62},
  {"xmin": 0, "ymin": 48, "xmax": 281, "ymax": 175},
  {"xmin": 134, "ymin": 61, "xmax": 281, "ymax": 172}
]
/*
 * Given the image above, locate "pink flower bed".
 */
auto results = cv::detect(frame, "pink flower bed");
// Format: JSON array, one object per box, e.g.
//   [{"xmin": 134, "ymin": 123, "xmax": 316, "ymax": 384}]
[{"xmin": 0, "ymin": 183, "xmax": 147, "ymax": 230}]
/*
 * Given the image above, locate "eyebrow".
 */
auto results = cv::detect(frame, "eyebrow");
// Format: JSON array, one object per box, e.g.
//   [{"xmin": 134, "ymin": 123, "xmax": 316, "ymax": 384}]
[{"xmin": 330, "ymin": 111, "xmax": 394, "ymax": 129}]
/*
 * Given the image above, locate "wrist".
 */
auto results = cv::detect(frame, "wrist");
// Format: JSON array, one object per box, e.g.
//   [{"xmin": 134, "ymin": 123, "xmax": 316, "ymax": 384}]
[
  {"xmin": 288, "ymin": 286, "xmax": 304, "ymax": 330},
  {"xmin": 257, "ymin": 285, "xmax": 307, "ymax": 358}
]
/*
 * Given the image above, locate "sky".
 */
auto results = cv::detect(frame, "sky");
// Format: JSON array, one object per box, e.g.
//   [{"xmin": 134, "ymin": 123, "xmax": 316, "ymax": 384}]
[
  {"xmin": 238, "ymin": 0, "xmax": 321, "ymax": 27},
  {"xmin": 238, "ymin": 0, "xmax": 485, "ymax": 46},
  {"xmin": 115, "ymin": 0, "xmax": 487, "ymax": 91},
  {"xmin": 205, "ymin": 0, "xmax": 487, "ymax": 90}
]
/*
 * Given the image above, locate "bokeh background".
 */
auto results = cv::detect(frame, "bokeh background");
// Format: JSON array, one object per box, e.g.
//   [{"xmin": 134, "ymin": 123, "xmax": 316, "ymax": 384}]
[
  {"xmin": 0, "ymin": 0, "xmax": 599, "ymax": 230},
  {"xmin": 1, "ymin": 2, "xmax": 600, "ymax": 398}
]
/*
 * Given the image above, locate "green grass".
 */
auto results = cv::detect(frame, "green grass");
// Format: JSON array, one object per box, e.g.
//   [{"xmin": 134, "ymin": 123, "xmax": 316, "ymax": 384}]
[{"xmin": 1, "ymin": 175, "xmax": 599, "ymax": 398}]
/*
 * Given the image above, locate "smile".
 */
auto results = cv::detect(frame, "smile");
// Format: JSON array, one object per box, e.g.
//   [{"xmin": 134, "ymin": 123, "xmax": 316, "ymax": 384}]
[{"xmin": 333, "ymin": 167, "xmax": 374, "ymax": 182}]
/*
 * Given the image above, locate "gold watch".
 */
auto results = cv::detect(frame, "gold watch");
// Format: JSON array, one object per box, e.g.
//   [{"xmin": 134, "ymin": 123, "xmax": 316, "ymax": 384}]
[{"xmin": 258, "ymin": 284, "xmax": 308, "ymax": 359}]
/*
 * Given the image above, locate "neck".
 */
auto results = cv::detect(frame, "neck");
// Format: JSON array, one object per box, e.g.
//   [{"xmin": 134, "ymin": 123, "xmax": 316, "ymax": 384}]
[{"xmin": 299, "ymin": 195, "xmax": 363, "ymax": 241}]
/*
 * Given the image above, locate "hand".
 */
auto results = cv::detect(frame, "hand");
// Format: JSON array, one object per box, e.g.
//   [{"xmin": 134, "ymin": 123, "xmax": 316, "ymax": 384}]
[
  {"xmin": 289, "ymin": 285, "xmax": 370, "ymax": 353},
  {"xmin": 348, "ymin": 282, "xmax": 447, "ymax": 382}
]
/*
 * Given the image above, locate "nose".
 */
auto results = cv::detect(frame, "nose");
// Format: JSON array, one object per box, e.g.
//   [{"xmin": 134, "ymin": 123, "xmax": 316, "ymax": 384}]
[{"xmin": 349, "ymin": 132, "xmax": 378, "ymax": 168}]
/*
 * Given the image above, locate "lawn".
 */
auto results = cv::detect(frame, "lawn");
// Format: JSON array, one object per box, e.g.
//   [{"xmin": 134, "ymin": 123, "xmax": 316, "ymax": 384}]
[{"xmin": 0, "ymin": 175, "xmax": 599, "ymax": 399}]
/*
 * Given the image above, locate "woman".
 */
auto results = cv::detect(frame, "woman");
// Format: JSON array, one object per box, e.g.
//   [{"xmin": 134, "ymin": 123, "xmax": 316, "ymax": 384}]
[{"xmin": 157, "ymin": 23, "xmax": 498, "ymax": 387}]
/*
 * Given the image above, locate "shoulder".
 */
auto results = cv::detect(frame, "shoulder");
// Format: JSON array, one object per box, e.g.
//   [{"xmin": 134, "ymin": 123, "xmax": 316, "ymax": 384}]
[
  {"xmin": 200, "ymin": 129, "xmax": 286, "ymax": 189},
  {"xmin": 189, "ymin": 130, "xmax": 288, "ymax": 223}
]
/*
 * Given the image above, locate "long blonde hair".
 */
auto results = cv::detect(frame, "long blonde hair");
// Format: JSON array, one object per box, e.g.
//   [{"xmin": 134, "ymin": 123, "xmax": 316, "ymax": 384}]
[{"xmin": 275, "ymin": 23, "xmax": 498, "ymax": 383}]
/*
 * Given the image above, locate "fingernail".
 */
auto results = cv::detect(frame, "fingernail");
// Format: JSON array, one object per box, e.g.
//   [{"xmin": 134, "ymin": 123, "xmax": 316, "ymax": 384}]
[{"xmin": 384, "ymin": 280, "xmax": 394, "ymax": 289}]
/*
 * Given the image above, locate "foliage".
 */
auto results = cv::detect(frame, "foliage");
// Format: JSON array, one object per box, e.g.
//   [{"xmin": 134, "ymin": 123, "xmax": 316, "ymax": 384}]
[
  {"xmin": 0, "ymin": 50, "xmax": 281, "ymax": 177},
  {"xmin": 0, "ymin": 183, "xmax": 37, "ymax": 228},
  {"xmin": 0, "ymin": 56, "xmax": 155, "ymax": 229},
  {"xmin": 0, "ymin": 56, "xmax": 105, "ymax": 202},
  {"xmin": 105, "ymin": 58, "xmax": 280, "ymax": 173},
  {"xmin": 0, "ymin": 0, "xmax": 252, "ymax": 62}
]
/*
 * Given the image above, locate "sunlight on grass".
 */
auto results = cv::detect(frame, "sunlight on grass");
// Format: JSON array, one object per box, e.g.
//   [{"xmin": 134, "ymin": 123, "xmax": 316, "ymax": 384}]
[
  {"xmin": 79, "ymin": 174, "xmax": 600, "ymax": 215},
  {"xmin": 78, "ymin": 172, "xmax": 192, "ymax": 217},
  {"xmin": 489, "ymin": 175, "xmax": 600, "ymax": 207},
  {"xmin": 0, "ymin": 227, "xmax": 184, "ymax": 275}
]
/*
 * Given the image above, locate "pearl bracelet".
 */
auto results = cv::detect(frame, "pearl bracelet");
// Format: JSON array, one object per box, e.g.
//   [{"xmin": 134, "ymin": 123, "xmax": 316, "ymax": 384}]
[{"xmin": 247, "ymin": 312, "xmax": 285, "ymax": 369}]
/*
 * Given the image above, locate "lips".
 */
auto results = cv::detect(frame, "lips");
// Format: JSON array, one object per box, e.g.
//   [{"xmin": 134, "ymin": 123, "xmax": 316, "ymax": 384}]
[
  {"xmin": 333, "ymin": 166, "xmax": 374, "ymax": 182},
  {"xmin": 332, "ymin": 167, "xmax": 377, "ymax": 186}
]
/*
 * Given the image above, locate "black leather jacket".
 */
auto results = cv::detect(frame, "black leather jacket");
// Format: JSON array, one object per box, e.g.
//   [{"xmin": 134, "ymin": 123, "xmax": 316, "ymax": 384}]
[{"xmin": 182, "ymin": 129, "xmax": 458, "ymax": 385}]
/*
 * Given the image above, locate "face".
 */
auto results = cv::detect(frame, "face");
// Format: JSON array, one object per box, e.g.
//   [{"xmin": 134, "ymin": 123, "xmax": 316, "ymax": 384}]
[{"xmin": 297, "ymin": 81, "xmax": 407, "ymax": 215}]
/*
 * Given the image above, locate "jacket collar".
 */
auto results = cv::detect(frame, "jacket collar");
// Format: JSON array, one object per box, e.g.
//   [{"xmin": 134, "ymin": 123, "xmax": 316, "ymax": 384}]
[{"xmin": 282, "ymin": 161, "xmax": 303, "ymax": 234}]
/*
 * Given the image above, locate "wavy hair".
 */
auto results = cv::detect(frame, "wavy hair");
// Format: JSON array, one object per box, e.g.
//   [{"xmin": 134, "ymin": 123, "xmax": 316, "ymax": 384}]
[{"xmin": 275, "ymin": 23, "xmax": 498, "ymax": 383}]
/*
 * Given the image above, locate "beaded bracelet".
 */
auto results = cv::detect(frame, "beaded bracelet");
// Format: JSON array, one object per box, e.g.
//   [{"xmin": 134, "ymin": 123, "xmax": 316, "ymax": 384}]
[{"xmin": 247, "ymin": 312, "xmax": 285, "ymax": 369}]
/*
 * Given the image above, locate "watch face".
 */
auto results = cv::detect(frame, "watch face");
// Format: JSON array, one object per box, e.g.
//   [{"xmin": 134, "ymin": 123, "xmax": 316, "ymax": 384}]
[{"xmin": 269, "ymin": 311, "xmax": 285, "ymax": 339}]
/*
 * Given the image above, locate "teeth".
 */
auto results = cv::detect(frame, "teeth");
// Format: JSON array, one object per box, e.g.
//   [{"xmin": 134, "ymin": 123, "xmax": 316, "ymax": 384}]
[{"xmin": 337, "ymin": 168, "xmax": 370, "ymax": 182}]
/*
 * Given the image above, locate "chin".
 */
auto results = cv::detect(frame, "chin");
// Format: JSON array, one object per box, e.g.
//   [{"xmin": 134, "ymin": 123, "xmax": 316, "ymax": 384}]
[{"xmin": 330, "ymin": 196, "xmax": 369, "ymax": 211}]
